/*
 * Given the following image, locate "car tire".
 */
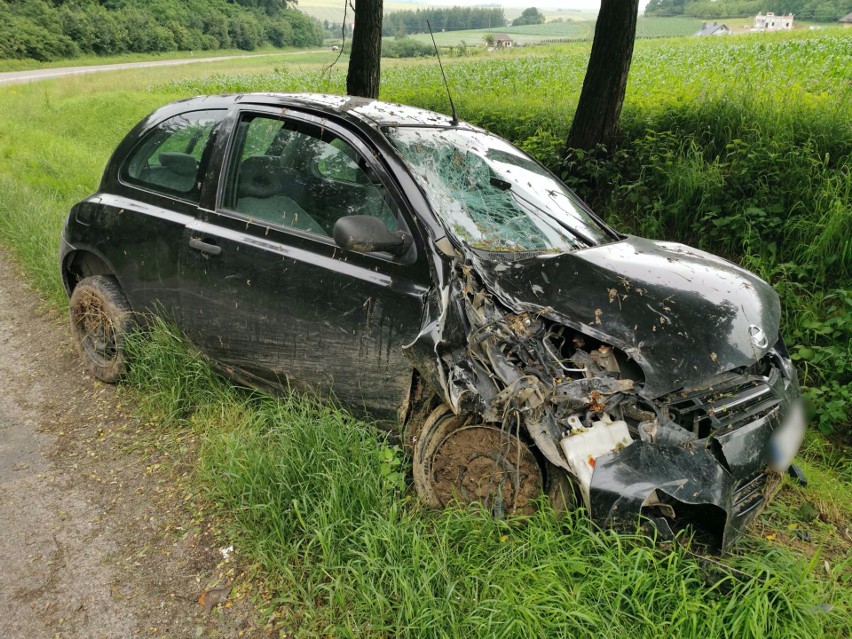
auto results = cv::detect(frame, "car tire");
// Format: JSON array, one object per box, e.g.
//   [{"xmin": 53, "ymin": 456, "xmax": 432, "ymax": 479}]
[
  {"xmin": 69, "ymin": 275, "xmax": 133, "ymax": 383},
  {"xmin": 413, "ymin": 405, "xmax": 544, "ymax": 516}
]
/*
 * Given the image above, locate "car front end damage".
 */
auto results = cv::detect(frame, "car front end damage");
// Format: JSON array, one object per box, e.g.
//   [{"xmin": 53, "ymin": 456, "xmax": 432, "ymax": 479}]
[{"xmin": 406, "ymin": 237, "xmax": 804, "ymax": 551}]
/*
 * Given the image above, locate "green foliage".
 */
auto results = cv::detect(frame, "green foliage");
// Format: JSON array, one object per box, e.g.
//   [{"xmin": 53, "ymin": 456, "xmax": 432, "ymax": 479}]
[
  {"xmin": 512, "ymin": 7, "xmax": 547, "ymax": 27},
  {"xmin": 381, "ymin": 37, "xmax": 437, "ymax": 59},
  {"xmin": 120, "ymin": 320, "xmax": 851, "ymax": 638},
  {"xmin": 0, "ymin": 33, "xmax": 851, "ymax": 638},
  {"xmin": 382, "ymin": 6, "xmax": 506, "ymax": 36},
  {"xmin": 0, "ymin": 0, "xmax": 323, "ymax": 61}
]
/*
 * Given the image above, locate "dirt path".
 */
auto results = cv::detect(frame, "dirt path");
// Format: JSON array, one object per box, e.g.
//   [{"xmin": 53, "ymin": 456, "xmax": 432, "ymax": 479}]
[
  {"xmin": 0, "ymin": 249, "xmax": 264, "ymax": 638},
  {"xmin": 0, "ymin": 50, "xmax": 324, "ymax": 86}
]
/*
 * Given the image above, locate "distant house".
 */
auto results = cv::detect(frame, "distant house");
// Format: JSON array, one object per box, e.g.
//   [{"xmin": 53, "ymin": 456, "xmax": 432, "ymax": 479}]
[
  {"xmin": 753, "ymin": 12, "xmax": 794, "ymax": 31},
  {"xmin": 841, "ymin": 12, "xmax": 852, "ymax": 28},
  {"xmin": 493, "ymin": 33, "xmax": 514, "ymax": 48},
  {"xmin": 693, "ymin": 22, "xmax": 732, "ymax": 37}
]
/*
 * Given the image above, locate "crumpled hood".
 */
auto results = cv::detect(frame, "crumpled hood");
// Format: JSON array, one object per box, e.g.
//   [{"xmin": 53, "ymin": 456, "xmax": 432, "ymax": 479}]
[{"xmin": 471, "ymin": 236, "xmax": 781, "ymax": 398}]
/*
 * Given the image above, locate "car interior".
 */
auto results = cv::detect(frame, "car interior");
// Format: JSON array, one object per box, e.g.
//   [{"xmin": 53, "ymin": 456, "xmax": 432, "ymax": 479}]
[{"xmin": 228, "ymin": 116, "xmax": 399, "ymax": 238}]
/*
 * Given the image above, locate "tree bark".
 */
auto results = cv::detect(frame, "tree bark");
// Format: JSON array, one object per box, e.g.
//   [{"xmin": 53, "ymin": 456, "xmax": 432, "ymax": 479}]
[
  {"xmin": 346, "ymin": 0, "xmax": 384, "ymax": 99},
  {"xmin": 565, "ymin": 0, "xmax": 639, "ymax": 151}
]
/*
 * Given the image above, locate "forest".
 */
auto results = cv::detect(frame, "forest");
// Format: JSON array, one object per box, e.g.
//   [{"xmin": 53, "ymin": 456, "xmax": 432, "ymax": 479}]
[
  {"xmin": 382, "ymin": 7, "xmax": 507, "ymax": 37},
  {"xmin": 0, "ymin": 0, "xmax": 324, "ymax": 61}
]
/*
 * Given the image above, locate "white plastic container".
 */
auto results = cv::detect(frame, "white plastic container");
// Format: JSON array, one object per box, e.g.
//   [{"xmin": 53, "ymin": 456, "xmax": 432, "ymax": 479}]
[{"xmin": 560, "ymin": 416, "xmax": 634, "ymax": 508}]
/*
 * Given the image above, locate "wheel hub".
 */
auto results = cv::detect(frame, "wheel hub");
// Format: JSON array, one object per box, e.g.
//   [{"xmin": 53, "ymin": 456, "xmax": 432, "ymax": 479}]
[{"xmin": 431, "ymin": 425, "xmax": 543, "ymax": 516}]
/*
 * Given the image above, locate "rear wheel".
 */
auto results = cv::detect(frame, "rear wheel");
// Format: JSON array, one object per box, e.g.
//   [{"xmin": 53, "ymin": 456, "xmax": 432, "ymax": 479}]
[
  {"xmin": 69, "ymin": 275, "xmax": 133, "ymax": 383},
  {"xmin": 413, "ymin": 406, "xmax": 544, "ymax": 516}
]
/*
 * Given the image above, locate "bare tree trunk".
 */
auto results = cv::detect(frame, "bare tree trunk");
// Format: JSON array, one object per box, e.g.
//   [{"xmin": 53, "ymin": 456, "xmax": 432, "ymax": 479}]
[
  {"xmin": 347, "ymin": 0, "xmax": 383, "ymax": 99},
  {"xmin": 565, "ymin": 0, "xmax": 639, "ymax": 151}
]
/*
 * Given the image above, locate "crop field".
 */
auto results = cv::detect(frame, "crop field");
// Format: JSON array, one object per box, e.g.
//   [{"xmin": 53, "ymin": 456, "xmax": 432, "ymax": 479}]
[
  {"xmin": 401, "ymin": 16, "xmax": 706, "ymax": 47},
  {"xmin": 0, "ymin": 30, "xmax": 850, "ymax": 637}
]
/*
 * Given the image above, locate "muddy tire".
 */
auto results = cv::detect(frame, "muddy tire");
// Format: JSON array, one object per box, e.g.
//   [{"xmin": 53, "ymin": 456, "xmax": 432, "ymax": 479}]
[
  {"xmin": 413, "ymin": 405, "xmax": 544, "ymax": 516},
  {"xmin": 69, "ymin": 275, "xmax": 133, "ymax": 383}
]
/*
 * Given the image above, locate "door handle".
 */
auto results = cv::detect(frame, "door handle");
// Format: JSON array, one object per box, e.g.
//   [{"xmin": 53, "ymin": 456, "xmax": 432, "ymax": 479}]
[{"xmin": 189, "ymin": 237, "xmax": 222, "ymax": 256}]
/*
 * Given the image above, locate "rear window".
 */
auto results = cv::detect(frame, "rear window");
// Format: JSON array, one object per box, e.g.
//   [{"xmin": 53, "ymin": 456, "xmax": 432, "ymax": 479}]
[{"xmin": 122, "ymin": 110, "xmax": 222, "ymax": 200}]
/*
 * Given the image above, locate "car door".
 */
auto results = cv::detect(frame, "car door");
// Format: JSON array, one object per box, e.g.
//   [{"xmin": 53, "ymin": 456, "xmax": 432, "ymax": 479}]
[{"xmin": 178, "ymin": 107, "xmax": 431, "ymax": 422}]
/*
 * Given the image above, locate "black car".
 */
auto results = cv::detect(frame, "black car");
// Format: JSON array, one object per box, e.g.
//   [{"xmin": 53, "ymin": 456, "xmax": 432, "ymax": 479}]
[{"xmin": 60, "ymin": 93, "xmax": 805, "ymax": 550}]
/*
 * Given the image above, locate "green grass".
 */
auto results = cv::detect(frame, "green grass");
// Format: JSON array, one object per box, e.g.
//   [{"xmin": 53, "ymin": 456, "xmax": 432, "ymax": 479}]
[
  {"xmin": 0, "ymin": 46, "xmax": 333, "ymax": 73},
  {"xmin": 121, "ymin": 321, "xmax": 851, "ymax": 638},
  {"xmin": 0, "ymin": 30, "xmax": 850, "ymax": 638},
  {"xmin": 397, "ymin": 16, "xmax": 719, "ymax": 47}
]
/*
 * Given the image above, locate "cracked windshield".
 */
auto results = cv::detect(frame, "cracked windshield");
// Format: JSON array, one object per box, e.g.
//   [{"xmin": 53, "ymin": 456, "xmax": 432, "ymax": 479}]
[{"xmin": 386, "ymin": 127, "xmax": 612, "ymax": 254}]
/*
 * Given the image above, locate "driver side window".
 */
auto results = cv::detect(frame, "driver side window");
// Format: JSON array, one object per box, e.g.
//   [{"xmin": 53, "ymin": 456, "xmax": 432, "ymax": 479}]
[{"xmin": 222, "ymin": 114, "xmax": 399, "ymax": 237}]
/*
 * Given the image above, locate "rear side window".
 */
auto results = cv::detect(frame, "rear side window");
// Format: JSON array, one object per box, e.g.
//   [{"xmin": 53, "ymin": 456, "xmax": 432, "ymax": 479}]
[{"xmin": 122, "ymin": 110, "xmax": 221, "ymax": 200}]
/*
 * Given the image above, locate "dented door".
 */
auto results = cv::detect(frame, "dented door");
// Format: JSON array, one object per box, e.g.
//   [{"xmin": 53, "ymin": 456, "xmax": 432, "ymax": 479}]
[{"xmin": 178, "ymin": 108, "xmax": 430, "ymax": 421}]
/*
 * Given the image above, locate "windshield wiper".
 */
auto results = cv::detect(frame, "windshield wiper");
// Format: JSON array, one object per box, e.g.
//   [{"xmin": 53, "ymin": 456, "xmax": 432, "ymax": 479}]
[{"xmin": 491, "ymin": 178, "xmax": 596, "ymax": 247}]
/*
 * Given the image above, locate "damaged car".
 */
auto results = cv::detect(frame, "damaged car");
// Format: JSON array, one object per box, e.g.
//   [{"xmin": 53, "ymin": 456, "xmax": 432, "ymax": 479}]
[{"xmin": 60, "ymin": 94, "xmax": 805, "ymax": 550}]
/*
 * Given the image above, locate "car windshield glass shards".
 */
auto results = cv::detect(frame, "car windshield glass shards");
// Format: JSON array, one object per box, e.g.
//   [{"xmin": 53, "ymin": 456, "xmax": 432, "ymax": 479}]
[{"xmin": 385, "ymin": 127, "xmax": 611, "ymax": 255}]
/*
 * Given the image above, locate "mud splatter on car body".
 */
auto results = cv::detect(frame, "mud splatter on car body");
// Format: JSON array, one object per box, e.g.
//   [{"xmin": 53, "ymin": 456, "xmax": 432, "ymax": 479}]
[{"xmin": 60, "ymin": 94, "xmax": 805, "ymax": 550}]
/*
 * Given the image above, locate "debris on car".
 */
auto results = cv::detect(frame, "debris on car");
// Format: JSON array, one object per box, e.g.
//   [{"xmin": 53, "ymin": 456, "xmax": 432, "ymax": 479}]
[{"xmin": 60, "ymin": 94, "xmax": 805, "ymax": 551}]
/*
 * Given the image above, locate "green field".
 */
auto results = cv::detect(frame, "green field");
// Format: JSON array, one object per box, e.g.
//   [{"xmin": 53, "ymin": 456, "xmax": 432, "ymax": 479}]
[
  {"xmin": 0, "ymin": 31, "xmax": 850, "ymax": 638},
  {"xmin": 398, "ymin": 16, "xmax": 707, "ymax": 47}
]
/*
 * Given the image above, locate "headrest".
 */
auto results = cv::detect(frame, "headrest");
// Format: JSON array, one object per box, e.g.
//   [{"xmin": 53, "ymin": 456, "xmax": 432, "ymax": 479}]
[
  {"xmin": 238, "ymin": 155, "xmax": 285, "ymax": 199},
  {"xmin": 158, "ymin": 152, "xmax": 198, "ymax": 176}
]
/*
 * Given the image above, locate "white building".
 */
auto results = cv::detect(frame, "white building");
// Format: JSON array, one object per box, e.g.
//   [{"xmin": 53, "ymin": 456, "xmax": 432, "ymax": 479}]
[{"xmin": 753, "ymin": 13, "xmax": 794, "ymax": 31}]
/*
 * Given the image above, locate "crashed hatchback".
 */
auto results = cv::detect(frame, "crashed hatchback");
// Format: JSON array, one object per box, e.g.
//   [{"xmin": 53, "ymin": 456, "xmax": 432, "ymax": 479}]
[{"xmin": 60, "ymin": 94, "xmax": 805, "ymax": 550}]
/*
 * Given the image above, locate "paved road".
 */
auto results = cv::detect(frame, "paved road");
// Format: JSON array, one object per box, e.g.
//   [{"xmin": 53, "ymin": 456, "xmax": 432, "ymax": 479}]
[{"xmin": 0, "ymin": 50, "xmax": 324, "ymax": 86}]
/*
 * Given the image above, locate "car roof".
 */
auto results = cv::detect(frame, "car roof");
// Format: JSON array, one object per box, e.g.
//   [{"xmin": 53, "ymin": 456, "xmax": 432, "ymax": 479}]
[{"xmin": 160, "ymin": 93, "xmax": 459, "ymax": 130}]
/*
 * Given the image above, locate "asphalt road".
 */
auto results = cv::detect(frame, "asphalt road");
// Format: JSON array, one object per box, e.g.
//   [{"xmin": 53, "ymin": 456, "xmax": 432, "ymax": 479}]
[{"xmin": 0, "ymin": 50, "xmax": 324, "ymax": 86}]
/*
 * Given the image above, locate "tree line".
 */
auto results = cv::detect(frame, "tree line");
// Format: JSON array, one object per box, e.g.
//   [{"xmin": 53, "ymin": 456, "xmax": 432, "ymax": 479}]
[
  {"xmin": 645, "ymin": 0, "xmax": 852, "ymax": 20},
  {"xmin": 0, "ymin": 0, "xmax": 324, "ymax": 62},
  {"xmin": 382, "ymin": 7, "xmax": 506, "ymax": 37}
]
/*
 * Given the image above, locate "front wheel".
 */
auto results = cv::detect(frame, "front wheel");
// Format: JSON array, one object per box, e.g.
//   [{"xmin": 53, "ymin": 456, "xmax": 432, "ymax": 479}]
[
  {"xmin": 413, "ymin": 406, "xmax": 544, "ymax": 517},
  {"xmin": 69, "ymin": 275, "xmax": 133, "ymax": 383}
]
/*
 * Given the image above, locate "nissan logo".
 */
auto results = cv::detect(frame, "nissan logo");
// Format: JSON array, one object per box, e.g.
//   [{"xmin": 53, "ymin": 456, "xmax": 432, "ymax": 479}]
[{"xmin": 748, "ymin": 325, "xmax": 768, "ymax": 349}]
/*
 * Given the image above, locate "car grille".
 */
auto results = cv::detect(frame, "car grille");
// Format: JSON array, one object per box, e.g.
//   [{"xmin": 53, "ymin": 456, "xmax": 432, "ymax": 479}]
[
  {"xmin": 664, "ymin": 374, "xmax": 781, "ymax": 439},
  {"xmin": 732, "ymin": 471, "xmax": 781, "ymax": 519}
]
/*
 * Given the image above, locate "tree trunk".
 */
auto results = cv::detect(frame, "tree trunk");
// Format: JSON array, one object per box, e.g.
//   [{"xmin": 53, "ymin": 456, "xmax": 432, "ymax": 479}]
[
  {"xmin": 565, "ymin": 0, "xmax": 639, "ymax": 151},
  {"xmin": 347, "ymin": 0, "xmax": 384, "ymax": 99}
]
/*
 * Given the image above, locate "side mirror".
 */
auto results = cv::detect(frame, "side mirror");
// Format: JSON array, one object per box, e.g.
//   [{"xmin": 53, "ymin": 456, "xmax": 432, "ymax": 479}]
[{"xmin": 333, "ymin": 215, "xmax": 413, "ymax": 256}]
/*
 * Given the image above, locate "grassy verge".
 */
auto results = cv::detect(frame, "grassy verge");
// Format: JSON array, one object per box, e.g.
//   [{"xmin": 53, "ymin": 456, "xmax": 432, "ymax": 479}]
[
  {"xmin": 123, "ymin": 321, "xmax": 851, "ymax": 637},
  {"xmin": 0, "ymin": 33, "xmax": 850, "ymax": 637},
  {"xmin": 0, "ymin": 46, "xmax": 326, "ymax": 73},
  {"xmin": 0, "ymin": 46, "xmax": 340, "ymax": 73}
]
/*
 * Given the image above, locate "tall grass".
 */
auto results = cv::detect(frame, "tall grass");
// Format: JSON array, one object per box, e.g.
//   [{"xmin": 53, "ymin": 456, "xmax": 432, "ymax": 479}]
[{"xmin": 123, "ymin": 322, "xmax": 851, "ymax": 638}]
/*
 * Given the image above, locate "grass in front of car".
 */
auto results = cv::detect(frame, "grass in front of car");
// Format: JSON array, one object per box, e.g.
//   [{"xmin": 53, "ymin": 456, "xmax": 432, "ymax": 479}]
[
  {"xmin": 0, "ymin": 36, "xmax": 850, "ymax": 637},
  {"xmin": 123, "ymin": 320, "xmax": 851, "ymax": 637}
]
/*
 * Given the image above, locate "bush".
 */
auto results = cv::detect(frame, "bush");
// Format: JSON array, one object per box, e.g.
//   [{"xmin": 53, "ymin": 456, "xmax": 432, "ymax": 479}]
[
  {"xmin": 266, "ymin": 19, "xmax": 294, "ymax": 48},
  {"xmin": 382, "ymin": 37, "xmax": 437, "ymax": 58},
  {"xmin": 228, "ymin": 13, "xmax": 264, "ymax": 51},
  {"xmin": 0, "ymin": 15, "xmax": 79, "ymax": 61}
]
